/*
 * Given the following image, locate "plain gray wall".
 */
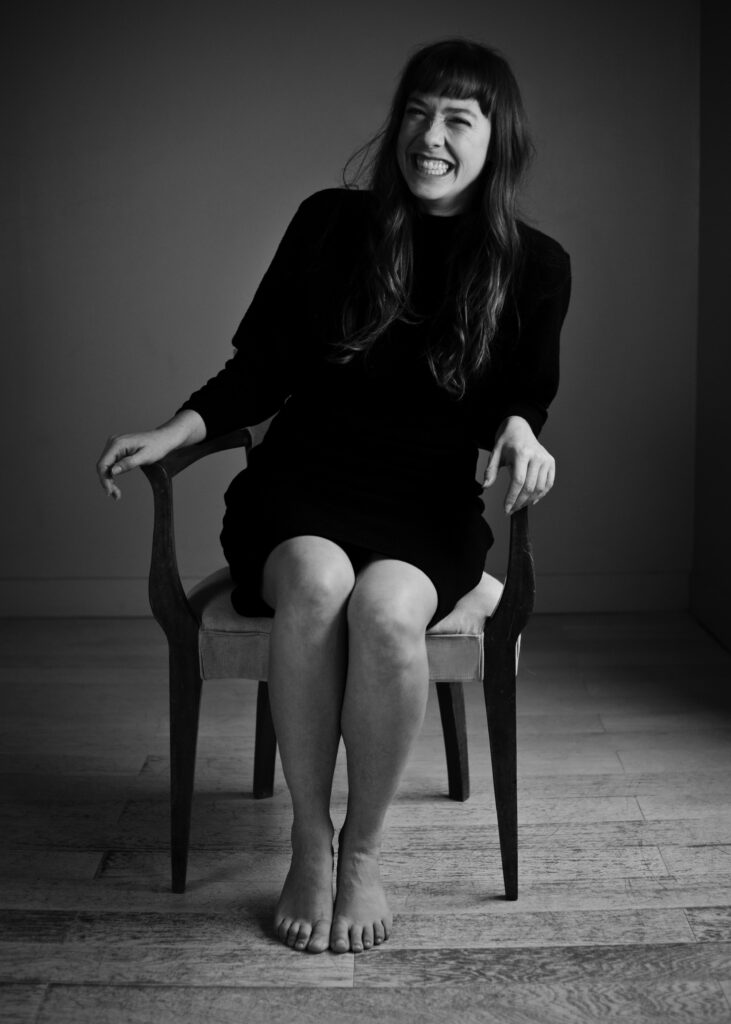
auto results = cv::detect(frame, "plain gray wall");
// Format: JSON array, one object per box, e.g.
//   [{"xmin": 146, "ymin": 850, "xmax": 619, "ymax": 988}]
[
  {"xmin": 691, "ymin": 1, "xmax": 731, "ymax": 648},
  {"xmin": 2, "ymin": 0, "xmax": 699, "ymax": 614}
]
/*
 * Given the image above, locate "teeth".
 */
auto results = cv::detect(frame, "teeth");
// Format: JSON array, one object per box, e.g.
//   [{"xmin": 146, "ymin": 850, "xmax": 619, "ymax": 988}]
[{"xmin": 414, "ymin": 155, "xmax": 452, "ymax": 176}]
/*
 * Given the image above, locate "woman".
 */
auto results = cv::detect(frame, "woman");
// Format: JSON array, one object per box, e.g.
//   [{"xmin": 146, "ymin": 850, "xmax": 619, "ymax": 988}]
[{"xmin": 97, "ymin": 39, "xmax": 571, "ymax": 955}]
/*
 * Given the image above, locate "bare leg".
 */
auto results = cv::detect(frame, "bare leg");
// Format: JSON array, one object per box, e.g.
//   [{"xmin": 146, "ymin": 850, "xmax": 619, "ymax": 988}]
[
  {"xmin": 429, "ymin": 571, "xmax": 503, "ymax": 635},
  {"xmin": 261, "ymin": 536, "xmax": 356, "ymax": 954},
  {"xmin": 330, "ymin": 558, "xmax": 438, "ymax": 954}
]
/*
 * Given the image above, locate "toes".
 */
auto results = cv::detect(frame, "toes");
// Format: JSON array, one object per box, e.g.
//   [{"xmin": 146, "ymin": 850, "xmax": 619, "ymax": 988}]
[
  {"xmin": 361, "ymin": 924, "xmax": 374, "ymax": 950},
  {"xmin": 275, "ymin": 914, "xmax": 330, "ymax": 953},
  {"xmin": 306, "ymin": 918, "xmax": 331, "ymax": 955},
  {"xmin": 350, "ymin": 924, "xmax": 364, "ymax": 954},
  {"xmin": 294, "ymin": 922, "xmax": 312, "ymax": 951},
  {"xmin": 330, "ymin": 918, "xmax": 350, "ymax": 954},
  {"xmin": 373, "ymin": 920, "xmax": 386, "ymax": 945}
]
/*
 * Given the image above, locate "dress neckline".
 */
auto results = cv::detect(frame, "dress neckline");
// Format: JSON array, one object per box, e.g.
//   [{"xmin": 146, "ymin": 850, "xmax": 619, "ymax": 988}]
[{"xmin": 416, "ymin": 209, "xmax": 463, "ymax": 224}]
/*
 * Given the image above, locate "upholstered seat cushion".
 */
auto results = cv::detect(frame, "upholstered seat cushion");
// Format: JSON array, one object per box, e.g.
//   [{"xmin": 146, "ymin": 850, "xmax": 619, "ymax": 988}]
[{"xmin": 187, "ymin": 568, "xmax": 484, "ymax": 683}]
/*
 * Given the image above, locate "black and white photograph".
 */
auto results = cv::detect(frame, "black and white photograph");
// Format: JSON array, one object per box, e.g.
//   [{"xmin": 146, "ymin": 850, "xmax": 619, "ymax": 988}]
[{"xmin": 2, "ymin": 1, "xmax": 730, "ymax": 1021}]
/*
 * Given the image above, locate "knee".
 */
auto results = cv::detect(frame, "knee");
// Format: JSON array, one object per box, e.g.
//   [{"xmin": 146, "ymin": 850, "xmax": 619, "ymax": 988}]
[
  {"xmin": 286, "ymin": 565, "xmax": 355, "ymax": 616},
  {"xmin": 347, "ymin": 588, "xmax": 426, "ymax": 665},
  {"xmin": 264, "ymin": 544, "xmax": 355, "ymax": 616}
]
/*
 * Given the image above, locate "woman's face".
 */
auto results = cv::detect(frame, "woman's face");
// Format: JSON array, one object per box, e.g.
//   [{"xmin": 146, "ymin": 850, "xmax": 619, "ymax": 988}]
[{"xmin": 396, "ymin": 93, "xmax": 491, "ymax": 216}]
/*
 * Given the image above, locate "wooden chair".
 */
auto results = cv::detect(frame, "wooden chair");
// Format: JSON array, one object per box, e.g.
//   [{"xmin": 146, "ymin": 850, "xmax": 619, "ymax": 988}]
[{"xmin": 141, "ymin": 427, "xmax": 535, "ymax": 899}]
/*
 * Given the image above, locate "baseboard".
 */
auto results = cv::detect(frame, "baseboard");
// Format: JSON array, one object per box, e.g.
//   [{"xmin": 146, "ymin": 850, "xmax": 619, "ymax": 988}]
[{"xmin": 0, "ymin": 572, "xmax": 690, "ymax": 617}]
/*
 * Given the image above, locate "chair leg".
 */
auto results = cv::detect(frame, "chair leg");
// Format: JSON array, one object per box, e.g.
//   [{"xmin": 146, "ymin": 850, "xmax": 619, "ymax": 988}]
[
  {"xmin": 253, "ymin": 680, "xmax": 277, "ymax": 799},
  {"xmin": 482, "ymin": 641, "xmax": 518, "ymax": 900},
  {"xmin": 169, "ymin": 642, "xmax": 203, "ymax": 894},
  {"xmin": 435, "ymin": 681, "xmax": 470, "ymax": 802}
]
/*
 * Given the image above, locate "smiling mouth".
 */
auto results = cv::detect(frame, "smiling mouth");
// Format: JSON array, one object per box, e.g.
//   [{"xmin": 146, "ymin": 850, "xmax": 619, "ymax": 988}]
[{"xmin": 411, "ymin": 154, "xmax": 454, "ymax": 177}]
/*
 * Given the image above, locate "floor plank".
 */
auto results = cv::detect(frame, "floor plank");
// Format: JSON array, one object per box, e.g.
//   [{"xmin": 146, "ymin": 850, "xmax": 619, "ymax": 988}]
[
  {"xmin": 0, "ymin": 801, "xmax": 127, "ymax": 848},
  {"xmin": 659, "ymin": 844, "xmax": 731, "ymax": 877},
  {"xmin": 0, "ymin": 852, "xmax": 104, "ymax": 882},
  {"xmin": 351, "ymin": 941, "xmax": 731, "ymax": 986},
  {"xmin": 402, "ymin": 875, "xmax": 731, "ymax": 914},
  {"xmin": 33, "ymin": 981, "xmax": 731, "ymax": 1024},
  {"xmin": 387, "ymin": 907, "xmax": 694, "ymax": 948},
  {"xmin": 0, "ymin": 942, "xmax": 353, "ymax": 987},
  {"xmin": 686, "ymin": 906, "xmax": 731, "ymax": 942},
  {"xmin": 0, "ymin": 984, "xmax": 48, "ymax": 1024}
]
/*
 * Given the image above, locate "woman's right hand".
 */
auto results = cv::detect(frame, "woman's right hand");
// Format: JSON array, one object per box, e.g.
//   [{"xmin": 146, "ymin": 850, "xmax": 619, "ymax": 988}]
[
  {"xmin": 96, "ymin": 430, "xmax": 176, "ymax": 500},
  {"xmin": 96, "ymin": 410, "xmax": 207, "ymax": 500}
]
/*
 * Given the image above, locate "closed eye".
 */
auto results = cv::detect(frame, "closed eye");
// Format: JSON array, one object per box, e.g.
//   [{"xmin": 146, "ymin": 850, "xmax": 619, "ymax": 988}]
[{"xmin": 405, "ymin": 107, "xmax": 472, "ymax": 128}]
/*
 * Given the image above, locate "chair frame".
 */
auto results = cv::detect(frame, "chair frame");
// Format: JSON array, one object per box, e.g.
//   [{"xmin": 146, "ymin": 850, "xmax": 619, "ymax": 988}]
[{"xmin": 141, "ymin": 427, "xmax": 535, "ymax": 899}]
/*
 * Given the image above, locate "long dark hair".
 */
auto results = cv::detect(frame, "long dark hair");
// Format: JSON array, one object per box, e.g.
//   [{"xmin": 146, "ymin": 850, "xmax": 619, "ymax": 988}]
[{"xmin": 334, "ymin": 38, "xmax": 533, "ymax": 398}]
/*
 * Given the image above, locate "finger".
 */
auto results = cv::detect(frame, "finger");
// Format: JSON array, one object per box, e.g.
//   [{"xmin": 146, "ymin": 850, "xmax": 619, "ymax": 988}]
[
  {"xmin": 110, "ymin": 454, "xmax": 141, "ymax": 476},
  {"xmin": 513, "ymin": 461, "xmax": 541, "ymax": 512},
  {"xmin": 482, "ymin": 444, "xmax": 502, "ymax": 488},
  {"xmin": 97, "ymin": 469, "xmax": 122, "ymax": 500},
  {"xmin": 97, "ymin": 457, "xmax": 119, "ymax": 494},
  {"xmin": 96, "ymin": 450, "xmax": 119, "ymax": 482},
  {"xmin": 531, "ymin": 463, "xmax": 550, "ymax": 504},
  {"xmin": 503, "ymin": 459, "xmax": 528, "ymax": 514},
  {"xmin": 97, "ymin": 437, "xmax": 134, "ymax": 479}
]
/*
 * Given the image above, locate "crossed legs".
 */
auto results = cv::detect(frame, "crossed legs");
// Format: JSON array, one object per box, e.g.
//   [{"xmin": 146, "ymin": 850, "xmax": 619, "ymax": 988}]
[{"xmin": 261, "ymin": 535, "xmax": 438, "ymax": 954}]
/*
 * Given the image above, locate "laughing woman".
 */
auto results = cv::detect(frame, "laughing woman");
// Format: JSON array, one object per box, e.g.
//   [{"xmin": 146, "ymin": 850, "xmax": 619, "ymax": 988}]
[{"xmin": 97, "ymin": 39, "xmax": 571, "ymax": 954}]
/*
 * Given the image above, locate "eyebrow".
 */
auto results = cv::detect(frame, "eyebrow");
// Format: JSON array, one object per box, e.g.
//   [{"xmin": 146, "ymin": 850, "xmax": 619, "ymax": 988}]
[{"xmin": 408, "ymin": 97, "xmax": 477, "ymax": 117}]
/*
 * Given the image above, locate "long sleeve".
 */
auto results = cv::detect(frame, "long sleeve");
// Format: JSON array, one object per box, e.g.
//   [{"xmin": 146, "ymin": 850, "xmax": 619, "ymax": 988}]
[
  {"xmin": 469, "ymin": 236, "xmax": 571, "ymax": 449},
  {"xmin": 495, "ymin": 247, "xmax": 571, "ymax": 436},
  {"xmin": 178, "ymin": 197, "xmax": 314, "ymax": 439}
]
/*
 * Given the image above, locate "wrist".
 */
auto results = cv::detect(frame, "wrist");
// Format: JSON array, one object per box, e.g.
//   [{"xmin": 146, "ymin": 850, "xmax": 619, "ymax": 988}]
[
  {"xmin": 157, "ymin": 410, "xmax": 207, "ymax": 448},
  {"xmin": 495, "ymin": 414, "xmax": 534, "ymax": 442}
]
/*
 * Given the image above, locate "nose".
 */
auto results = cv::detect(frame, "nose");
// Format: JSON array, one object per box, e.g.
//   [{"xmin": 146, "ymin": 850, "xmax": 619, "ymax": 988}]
[{"xmin": 421, "ymin": 116, "xmax": 446, "ymax": 149}]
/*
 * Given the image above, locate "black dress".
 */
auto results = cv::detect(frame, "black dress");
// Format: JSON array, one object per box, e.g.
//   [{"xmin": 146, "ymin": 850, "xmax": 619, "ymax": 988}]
[{"xmin": 180, "ymin": 189, "xmax": 571, "ymax": 628}]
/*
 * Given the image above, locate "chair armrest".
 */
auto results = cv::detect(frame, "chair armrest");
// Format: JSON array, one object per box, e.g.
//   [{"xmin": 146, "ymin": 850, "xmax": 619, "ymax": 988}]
[
  {"xmin": 485, "ymin": 507, "xmax": 535, "ymax": 647},
  {"xmin": 153, "ymin": 427, "xmax": 253, "ymax": 479},
  {"xmin": 140, "ymin": 428, "xmax": 253, "ymax": 639}
]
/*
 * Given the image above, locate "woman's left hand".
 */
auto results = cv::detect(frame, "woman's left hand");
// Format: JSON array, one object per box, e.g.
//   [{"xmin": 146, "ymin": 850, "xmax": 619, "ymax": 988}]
[{"xmin": 482, "ymin": 415, "xmax": 556, "ymax": 514}]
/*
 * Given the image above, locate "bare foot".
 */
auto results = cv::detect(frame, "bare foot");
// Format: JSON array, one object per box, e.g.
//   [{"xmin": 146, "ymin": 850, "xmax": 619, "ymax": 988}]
[
  {"xmin": 331, "ymin": 827, "xmax": 392, "ymax": 954},
  {"xmin": 274, "ymin": 822, "xmax": 334, "ymax": 953},
  {"xmin": 429, "ymin": 572, "xmax": 503, "ymax": 634}
]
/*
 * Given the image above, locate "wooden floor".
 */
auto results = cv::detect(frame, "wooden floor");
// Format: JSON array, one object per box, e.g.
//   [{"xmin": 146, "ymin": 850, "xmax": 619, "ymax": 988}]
[{"xmin": 1, "ymin": 613, "xmax": 731, "ymax": 1023}]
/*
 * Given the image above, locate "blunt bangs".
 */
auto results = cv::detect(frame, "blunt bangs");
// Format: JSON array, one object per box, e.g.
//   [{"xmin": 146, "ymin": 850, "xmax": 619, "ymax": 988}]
[{"xmin": 401, "ymin": 42, "xmax": 499, "ymax": 117}]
